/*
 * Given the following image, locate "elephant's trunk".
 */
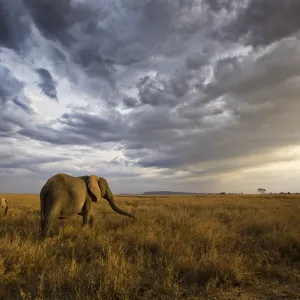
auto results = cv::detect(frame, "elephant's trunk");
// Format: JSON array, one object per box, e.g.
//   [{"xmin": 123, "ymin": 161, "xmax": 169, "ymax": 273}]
[{"xmin": 106, "ymin": 188, "xmax": 135, "ymax": 218}]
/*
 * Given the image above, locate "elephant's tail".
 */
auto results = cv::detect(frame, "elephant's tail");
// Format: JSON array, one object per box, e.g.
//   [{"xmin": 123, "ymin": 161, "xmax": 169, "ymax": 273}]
[
  {"xmin": 40, "ymin": 182, "xmax": 50, "ymax": 221},
  {"xmin": 40, "ymin": 192, "xmax": 45, "ymax": 222}
]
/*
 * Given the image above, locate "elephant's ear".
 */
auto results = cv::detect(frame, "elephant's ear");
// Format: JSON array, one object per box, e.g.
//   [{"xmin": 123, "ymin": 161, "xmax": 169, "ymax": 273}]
[{"xmin": 87, "ymin": 175, "xmax": 101, "ymax": 203}]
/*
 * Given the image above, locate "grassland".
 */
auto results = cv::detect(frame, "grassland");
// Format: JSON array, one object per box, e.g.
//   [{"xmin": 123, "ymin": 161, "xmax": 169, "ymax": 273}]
[{"xmin": 0, "ymin": 194, "xmax": 300, "ymax": 300}]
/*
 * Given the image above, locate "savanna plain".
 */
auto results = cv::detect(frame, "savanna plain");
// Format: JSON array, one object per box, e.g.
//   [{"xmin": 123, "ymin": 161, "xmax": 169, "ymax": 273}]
[{"xmin": 0, "ymin": 194, "xmax": 300, "ymax": 300}]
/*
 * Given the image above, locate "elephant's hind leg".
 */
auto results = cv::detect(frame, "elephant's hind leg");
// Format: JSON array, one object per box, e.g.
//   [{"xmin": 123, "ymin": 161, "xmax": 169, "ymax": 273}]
[
  {"xmin": 41, "ymin": 217, "xmax": 54, "ymax": 238},
  {"xmin": 41, "ymin": 218, "xmax": 52, "ymax": 238},
  {"xmin": 40, "ymin": 219, "xmax": 46, "ymax": 238},
  {"xmin": 41, "ymin": 209, "xmax": 61, "ymax": 238}
]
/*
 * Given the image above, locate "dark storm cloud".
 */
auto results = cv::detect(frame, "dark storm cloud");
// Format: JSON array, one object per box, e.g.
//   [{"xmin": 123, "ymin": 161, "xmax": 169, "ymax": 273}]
[
  {"xmin": 1, "ymin": 0, "xmax": 300, "ymax": 188},
  {"xmin": 218, "ymin": 0, "xmax": 300, "ymax": 47},
  {"xmin": 18, "ymin": 126, "xmax": 86, "ymax": 146},
  {"xmin": 0, "ymin": 2, "xmax": 15, "ymax": 48},
  {"xmin": 3, "ymin": 0, "xmax": 300, "ymax": 82},
  {"xmin": 23, "ymin": 0, "xmax": 170, "ymax": 84},
  {"xmin": 73, "ymin": 48, "xmax": 115, "ymax": 83},
  {"xmin": 203, "ymin": 37, "xmax": 300, "ymax": 101},
  {"xmin": 23, "ymin": 0, "xmax": 71, "ymax": 40},
  {"xmin": 135, "ymin": 66, "xmax": 206, "ymax": 108},
  {"xmin": 243, "ymin": 0, "xmax": 300, "ymax": 46},
  {"xmin": 21, "ymin": 0, "xmax": 219, "ymax": 73},
  {"xmin": 0, "ymin": 122, "xmax": 15, "ymax": 137},
  {"xmin": 138, "ymin": 75, "xmax": 178, "ymax": 107},
  {"xmin": 0, "ymin": 144, "xmax": 70, "ymax": 192},
  {"xmin": 0, "ymin": 66, "xmax": 24, "ymax": 103},
  {"xmin": 0, "ymin": 0, "xmax": 31, "ymax": 49},
  {"xmin": 18, "ymin": 111, "xmax": 124, "ymax": 145},
  {"xmin": 12, "ymin": 96, "xmax": 34, "ymax": 113},
  {"xmin": 35, "ymin": 68, "xmax": 58, "ymax": 100},
  {"xmin": 59, "ymin": 112, "xmax": 123, "ymax": 142},
  {"xmin": 0, "ymin": 66, "xmax": 34, "ymax": 137},
  {"xmin": 185, "ymin": 52, "xmax": 210, "ymax": 70},
  {"xmin": 0, "ymin": 155, "xmax": 66, "ymax": 169},
  {"xmin": 122, "ymin": 96, "xmax": 139, "ymax": 108},
  {"xmin": 114, "ymin": 33, "xmax": 300, "ymax": 170},
  {"xmin": 15, "ymin": 33, "xmax": 300, "ymax": 170},
  {"xmin": 204, "ymin": 0, "xmax": 237, "ymax": 12}
]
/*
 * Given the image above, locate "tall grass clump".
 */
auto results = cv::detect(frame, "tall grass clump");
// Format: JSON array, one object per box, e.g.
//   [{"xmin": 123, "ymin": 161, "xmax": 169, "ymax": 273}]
[{"xmin": 0, "ymin": 193, "xmax": 300, "ymax": 299}]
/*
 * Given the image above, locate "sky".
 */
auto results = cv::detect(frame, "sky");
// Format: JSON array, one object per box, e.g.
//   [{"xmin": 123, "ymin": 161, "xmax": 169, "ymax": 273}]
[{"xmin": 0, "ymin": 0, "xmax": 300, "ymax": 194}]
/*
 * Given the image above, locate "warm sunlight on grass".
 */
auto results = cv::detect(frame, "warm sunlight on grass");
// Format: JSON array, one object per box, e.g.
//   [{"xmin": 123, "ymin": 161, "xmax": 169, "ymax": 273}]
[{"xmin": 1, "ymin": 194, "xmax": 300, "ymax": 299}]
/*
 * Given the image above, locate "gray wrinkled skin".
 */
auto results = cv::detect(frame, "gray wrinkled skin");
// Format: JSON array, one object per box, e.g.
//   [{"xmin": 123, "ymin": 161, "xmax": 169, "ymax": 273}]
[
  {"xmin": 0, "ymin": 197, "xmax": 8, "ymax": 217},
  {"xmin": 40, "ymin": 173, "xmax": 135, "ymax": 238}
]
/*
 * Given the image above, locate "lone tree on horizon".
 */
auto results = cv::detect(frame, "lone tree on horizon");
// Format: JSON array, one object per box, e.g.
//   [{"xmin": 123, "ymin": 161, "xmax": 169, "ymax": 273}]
[{"xmin": 257, "ymin": 188, "xmax": 266, "ymax": 194}]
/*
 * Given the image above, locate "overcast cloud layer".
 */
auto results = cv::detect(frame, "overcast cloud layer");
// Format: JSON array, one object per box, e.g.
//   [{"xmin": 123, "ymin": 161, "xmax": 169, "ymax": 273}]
[{"xmin": 1, "ymin": 0, "xmax": 300, "ymax": 194}]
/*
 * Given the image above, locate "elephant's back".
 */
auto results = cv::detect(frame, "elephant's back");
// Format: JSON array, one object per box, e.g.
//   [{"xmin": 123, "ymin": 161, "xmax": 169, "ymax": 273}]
[
  {"xmin": 42, "ymin": 173, "xmax": 87, "ymax": 203},
  {"xmin": 40, "ymin": 174, "xmax": 87, "ymax": 219},
  {"xmin": 41, "ymin": 174, "xmax": 72, "ymax": 198}
]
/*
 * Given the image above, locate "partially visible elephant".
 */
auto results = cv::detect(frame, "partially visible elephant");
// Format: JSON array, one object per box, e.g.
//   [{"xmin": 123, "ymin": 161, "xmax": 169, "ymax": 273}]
[
  {"xmin": 0, "ymin": 197, "xmax": 8, "ymax": 217},
  {"xmin": 40, "ymin": 173, "xmax": 135, "ymax": 238}
]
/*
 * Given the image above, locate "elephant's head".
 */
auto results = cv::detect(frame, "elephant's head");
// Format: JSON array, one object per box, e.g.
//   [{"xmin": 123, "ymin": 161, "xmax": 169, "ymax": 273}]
[
  {"xmin": 0, "ymin": 197, "xmax": 8, "ymax": 216},
  {"xmin": 87, "ymin": 176, "xmax": 135, "ymax": 218}
]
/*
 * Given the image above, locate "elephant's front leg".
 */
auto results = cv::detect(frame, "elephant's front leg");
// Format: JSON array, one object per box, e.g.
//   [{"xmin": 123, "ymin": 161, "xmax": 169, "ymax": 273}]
[{"xmin": 82, "ymin": 211, "xmax": 94, "ymax": 227}]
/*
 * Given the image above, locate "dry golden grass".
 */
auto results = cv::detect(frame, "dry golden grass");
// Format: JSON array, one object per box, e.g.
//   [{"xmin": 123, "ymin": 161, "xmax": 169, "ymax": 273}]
[{"xmin": 1, "ymin": 193, "xmax": 300, "ymax": 299}]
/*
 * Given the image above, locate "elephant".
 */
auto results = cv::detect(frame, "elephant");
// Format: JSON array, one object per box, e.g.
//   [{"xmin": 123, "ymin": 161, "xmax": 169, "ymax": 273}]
[
  {"xmin": 40, "ymin": 173, "xmax": 135, "ymax": 238},
  {"xmin": 0, "ymin": 197, "xmax": 8, "ymax": 217}
]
